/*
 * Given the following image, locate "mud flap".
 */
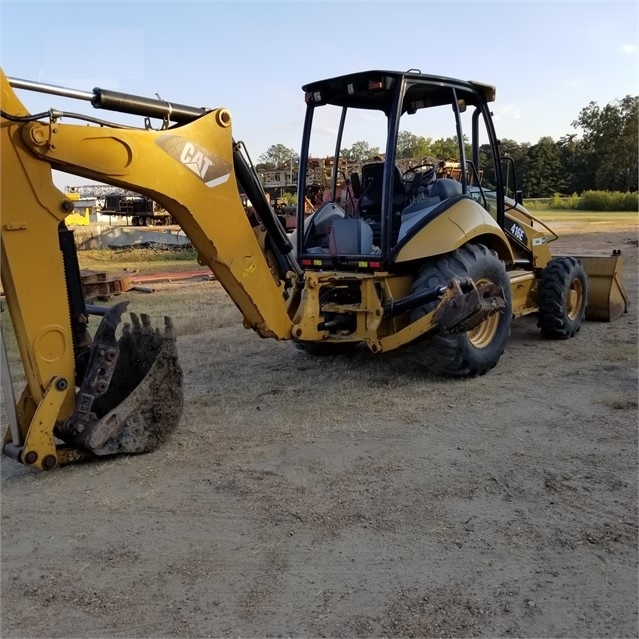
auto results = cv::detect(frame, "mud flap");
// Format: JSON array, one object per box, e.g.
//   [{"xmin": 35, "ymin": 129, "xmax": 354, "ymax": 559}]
[
  {"xmin": 572, "ymin": 252, "xmax": 628, "ymax": 321},
  {"xmin": 59, "ymin": 303, "xmax": 183, "ymax": 456}
]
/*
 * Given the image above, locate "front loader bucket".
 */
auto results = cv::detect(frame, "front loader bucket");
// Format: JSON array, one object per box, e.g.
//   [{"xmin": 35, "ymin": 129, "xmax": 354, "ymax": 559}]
[
  {"xmin": 59, "ymin": 304, "xmax": 184, "ymax": 458},
  {"xmin": 577, "ymin": 253, "xmax": 629, "ymax": 322}
]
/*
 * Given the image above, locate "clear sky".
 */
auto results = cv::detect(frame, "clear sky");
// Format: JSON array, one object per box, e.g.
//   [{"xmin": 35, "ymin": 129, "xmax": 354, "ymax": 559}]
[{"xmin": 1, "ymin": 0, "xmax": 637, "ymax": 187}]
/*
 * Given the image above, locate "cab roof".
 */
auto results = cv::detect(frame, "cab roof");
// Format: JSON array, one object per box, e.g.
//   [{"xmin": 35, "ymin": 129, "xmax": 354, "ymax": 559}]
[{"xmin": 302, "ymin": 69, "xmax": 496, "ymax": 112}]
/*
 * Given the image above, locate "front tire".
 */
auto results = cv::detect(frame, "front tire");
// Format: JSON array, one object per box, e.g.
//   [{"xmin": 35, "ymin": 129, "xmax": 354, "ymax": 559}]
[
  {"xmin": 410, "ymin": 243, "xmax": 512, "ymax": 378},
  {"xmin": 537, "ymin": 257, "xmax": 587, "ymax": 339}
]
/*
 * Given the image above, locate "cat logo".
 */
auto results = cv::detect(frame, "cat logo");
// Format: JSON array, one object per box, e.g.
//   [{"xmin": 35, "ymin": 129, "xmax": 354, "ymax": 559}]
[
  {"xmin": 180, "ymin": 142, "xmax": 214, "ymax": 178},
  {"xmin": 156, "ymin": 136, "xmax": 230, "ymax": 188}
]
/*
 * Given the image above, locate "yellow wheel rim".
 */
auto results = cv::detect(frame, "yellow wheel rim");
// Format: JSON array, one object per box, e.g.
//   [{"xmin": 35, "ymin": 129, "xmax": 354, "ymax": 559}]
[
  {"xmin": 466, "ymin": 277, "xmax": 500, "ymax": 349},
  {"xmin": 566, "ymin": 277, "xmax": 584, "ymax": 321}
]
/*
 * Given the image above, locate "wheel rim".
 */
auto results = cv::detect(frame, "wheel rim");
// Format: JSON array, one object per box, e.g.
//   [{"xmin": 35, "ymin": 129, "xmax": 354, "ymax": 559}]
[
  {"xmin": 566, "ymin": 277, "xmax": 584, "ymax": 321},
  {"xmin": 466, "ymin": 277, "xmax": 500, "ymax": 349}
]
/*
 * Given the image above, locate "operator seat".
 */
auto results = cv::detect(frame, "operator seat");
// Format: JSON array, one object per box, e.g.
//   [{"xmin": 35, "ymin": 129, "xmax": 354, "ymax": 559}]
[
  {"xmin": 357, "ymin": 162, "xmax": 405, "ymax": 220},
  {"xmin": 356, "ymin": 161, "xmax": 405, "ymax": 245}
]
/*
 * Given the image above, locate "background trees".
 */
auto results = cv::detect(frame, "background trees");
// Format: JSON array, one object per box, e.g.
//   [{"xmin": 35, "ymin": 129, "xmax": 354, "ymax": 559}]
[
  {"xmin": 341, "ymin": 141, "xmax": 382, "ymax": 163},
  {"xmin": 396, "ymin": 131, "xmax": 431, "ymax": 159},
  {"xmin": 443, "ymin": 96, "xmax": 637, "ymax": 197},
  {"xmin": 521, "ymin": 136, "xmax": 568, "ymax": 197},
  {"xmin": 257, "ymin": 144, "xmax": 297, "ymax": 171},
  {"xmin": 571, "ymin": 95, "xmax": 638, "ymax": 193},
  {"xmin": 259, "ymin": 96, "xmax": 637, "ymax": 197},
  {"xmin": 512, "ymin": 96, "xmax": 638, "ymax": 197}
]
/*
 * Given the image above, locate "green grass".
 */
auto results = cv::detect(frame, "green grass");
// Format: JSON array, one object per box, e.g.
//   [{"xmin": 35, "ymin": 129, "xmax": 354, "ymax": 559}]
[{"xmin": 524, "ymin": 191, "xmax": 638, "ymax": 212}]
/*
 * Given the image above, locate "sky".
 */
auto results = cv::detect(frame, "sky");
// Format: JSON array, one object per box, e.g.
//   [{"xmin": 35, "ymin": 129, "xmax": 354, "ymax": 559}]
[{"xmin": 1, "ymin": 0, "xmax": 637, "ymax": 188}]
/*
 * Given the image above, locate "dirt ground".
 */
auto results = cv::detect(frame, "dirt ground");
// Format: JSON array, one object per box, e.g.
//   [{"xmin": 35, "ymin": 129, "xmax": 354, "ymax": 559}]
[{"xmin": 1, "ymin": 218, "xmax": 637, "ymax": 638}]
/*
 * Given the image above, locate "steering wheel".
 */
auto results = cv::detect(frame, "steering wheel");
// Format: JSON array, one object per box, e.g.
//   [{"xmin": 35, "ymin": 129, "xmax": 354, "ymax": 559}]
[
  {"xmin": 402, "ymin": 163, "xmax": 436, "ymax": 183},
  {"xmin": 402, "ymin": 164, "xmax": 437, "ymax": 201}
]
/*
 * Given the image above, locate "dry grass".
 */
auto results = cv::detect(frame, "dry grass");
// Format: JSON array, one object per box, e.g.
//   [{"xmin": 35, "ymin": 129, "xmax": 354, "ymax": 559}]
[
  {"xmin": 598, "ymin": 394, "xmax": 639, "ymax": 411},
  {"xmin": 535, "ymin": 211, "xmax": 638, "ymax": 225},
  {"xmin": 88, "ymin": 280, "xmax": 241, "ymax": 336},
  {"xmin": 78, "ymin": 246, "xmax": 199, "ymax": 274}
]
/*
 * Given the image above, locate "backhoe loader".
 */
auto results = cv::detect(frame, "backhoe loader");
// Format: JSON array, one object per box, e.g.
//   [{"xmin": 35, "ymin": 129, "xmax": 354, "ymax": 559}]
[{"xmin": 0, "ymin": 68, "xmax": 628, "ymax": 470}]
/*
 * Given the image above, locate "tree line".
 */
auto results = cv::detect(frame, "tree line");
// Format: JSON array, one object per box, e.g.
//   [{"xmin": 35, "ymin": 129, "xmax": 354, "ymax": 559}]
[{"xmin": 257, "ymin": 95, "xmax": 638, "ymax": 199}]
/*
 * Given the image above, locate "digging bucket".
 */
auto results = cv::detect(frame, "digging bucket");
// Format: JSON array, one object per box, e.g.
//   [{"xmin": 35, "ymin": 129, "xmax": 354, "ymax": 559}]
[{"xmin": 59, "ymin": 302, "xmax": 184, "ymax": 457}]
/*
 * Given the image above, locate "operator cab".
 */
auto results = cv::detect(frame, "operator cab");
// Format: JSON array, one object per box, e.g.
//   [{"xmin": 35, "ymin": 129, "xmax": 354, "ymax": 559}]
[{"xmin": 295, "ymin": 69, "xmax": 505, "ymax": 271}]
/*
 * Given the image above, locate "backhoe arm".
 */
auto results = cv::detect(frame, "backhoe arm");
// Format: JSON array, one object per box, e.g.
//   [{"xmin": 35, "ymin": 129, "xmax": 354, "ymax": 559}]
[{"xmin": 0, "ymin": 70, "xmax": 294, "ymax": 468}]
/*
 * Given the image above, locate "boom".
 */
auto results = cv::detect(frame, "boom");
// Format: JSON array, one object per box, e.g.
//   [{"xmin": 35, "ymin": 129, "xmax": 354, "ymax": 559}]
[{"xmin": 1, "ymin": 70, "xmax": 295, "ymax": 340}]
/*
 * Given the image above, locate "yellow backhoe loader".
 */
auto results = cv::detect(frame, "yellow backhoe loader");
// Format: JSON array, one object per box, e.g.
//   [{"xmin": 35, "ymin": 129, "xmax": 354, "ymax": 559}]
[{"xmin": 0, "ymin": 68, "xmax": 628, "ymax": 470}]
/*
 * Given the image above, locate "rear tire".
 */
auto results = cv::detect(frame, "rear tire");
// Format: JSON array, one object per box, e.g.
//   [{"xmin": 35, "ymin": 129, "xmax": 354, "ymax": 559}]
[
  {"xmin": 410, "ymin": 243, "xmax": 512, "ymax": 378},
  {"xmin": 538, "ymin": 257, "xmax": 587, "ymax": 339}
]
